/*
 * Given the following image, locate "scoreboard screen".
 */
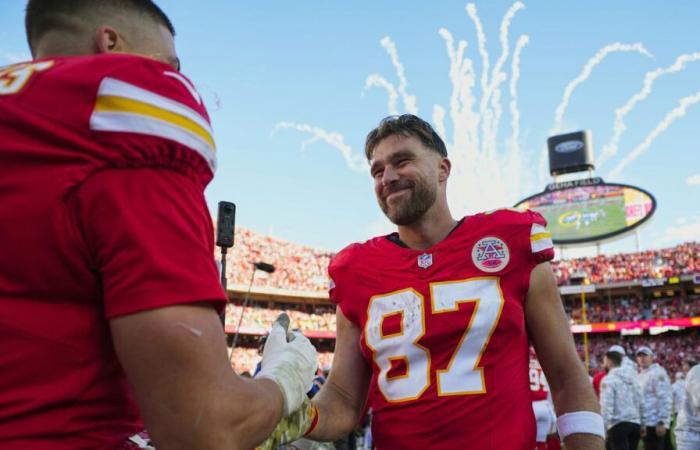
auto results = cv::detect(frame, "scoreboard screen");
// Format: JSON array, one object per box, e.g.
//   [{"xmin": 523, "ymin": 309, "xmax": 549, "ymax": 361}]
[{"xmin": 515, "ymin": 181, "xmax": 656, "ymax": 244}]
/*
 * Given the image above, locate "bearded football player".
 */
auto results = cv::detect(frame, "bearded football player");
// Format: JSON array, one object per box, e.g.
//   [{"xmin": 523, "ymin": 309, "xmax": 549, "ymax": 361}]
[{"xmin": 259, "ymin": 114, "xmax": 604, "ymax": 449}]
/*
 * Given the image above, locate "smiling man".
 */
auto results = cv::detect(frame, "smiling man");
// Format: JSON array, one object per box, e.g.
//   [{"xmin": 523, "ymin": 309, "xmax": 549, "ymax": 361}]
[{"xmin": 260, "ymin": 114, "xmax": 604, "ymax": 450}]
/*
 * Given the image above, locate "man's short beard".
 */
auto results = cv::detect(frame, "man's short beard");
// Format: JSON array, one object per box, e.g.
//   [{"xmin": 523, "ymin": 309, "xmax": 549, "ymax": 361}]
[{"xmin": 379, "ymin": 178, "xmax": 437, "ymax": 226}]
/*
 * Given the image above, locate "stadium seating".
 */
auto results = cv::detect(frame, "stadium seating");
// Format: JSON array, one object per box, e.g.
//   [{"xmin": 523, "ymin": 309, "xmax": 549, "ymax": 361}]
[
  {"xmin": 219, "ymin": 229, "xmax": 697, "ymax": 292},
  {"xmin": 580, "ymin": 330, "xmax": 700, "ymax": 376},
  {"xmin": 230, "ymin": 346, "xmax": 334, "ymax": 375},
  {"xmin": 220, "ymin": 228, "xmax": 699, "ymax": 376},
  {"xmin": 565, "ymin": 294, "xmax": 700, "ymax": 324},
  {"xmin": 220, "ymin": 227, "xmax": 333, "ymax": 293},
  {"xmin": 552, "ymin": 242, "xmax": 699, "ymax": 285}
]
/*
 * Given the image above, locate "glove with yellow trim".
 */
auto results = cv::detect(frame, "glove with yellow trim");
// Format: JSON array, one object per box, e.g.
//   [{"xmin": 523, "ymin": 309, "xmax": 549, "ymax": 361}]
[{"xmin": 256, "ymin": 396, "xmax": 319, "ymax": 450}]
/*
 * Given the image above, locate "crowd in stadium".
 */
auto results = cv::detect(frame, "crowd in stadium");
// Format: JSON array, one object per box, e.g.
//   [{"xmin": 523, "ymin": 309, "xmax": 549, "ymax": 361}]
[
  {"xmin": 552, "ymin": 242, "xmax": 700, "ymax": 285},
  {"xmin": 220, "ymin": 229, "xmax": 698, "ymax": 294},
  {"xmin": 581, "ymin": 331, "xmax": 700, "ymax": 376},
  {"xmin": 223, "ymin": 295, "xmax": 700, "ymax": 335},
  {"xmin": 565, "ymin": 295, "xmax": 700, "ymax": 323},
  {"xmin": 230, "ymin": 346, "xmax": 334, "ymax": 375},
  {"xmin": 221, "ymin": 227, "xmax": 333, "ymax": 292},
  {"xmin": 225, "ymin": 303, "xmax": 336, "ymax": 333}
]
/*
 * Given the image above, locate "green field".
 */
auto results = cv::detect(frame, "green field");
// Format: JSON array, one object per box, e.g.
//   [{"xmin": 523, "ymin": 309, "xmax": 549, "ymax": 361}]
[{"xmin": 532, "ymin": 196, "xmax": 628, "ymax": 242}]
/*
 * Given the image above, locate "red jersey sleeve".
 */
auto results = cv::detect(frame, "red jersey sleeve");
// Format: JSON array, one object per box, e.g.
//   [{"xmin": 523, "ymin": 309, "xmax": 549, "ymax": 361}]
[
  {"xmin": 88, "ymin": 55, "xmax": 216, "ymax": 188},
  {"xmin": 527, "ymin": 210, "xmax": 555, "ymax": 264},
  {"xmin": 75, "ymin": 168, "xmax": 227, "ymax": 318},
  {"xmin": 328, "ymin": 243, "xmax": 362, "ymax": 325}
]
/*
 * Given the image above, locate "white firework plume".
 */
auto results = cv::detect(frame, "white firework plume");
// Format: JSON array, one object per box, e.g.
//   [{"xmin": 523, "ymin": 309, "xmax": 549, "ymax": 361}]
[{"xmin": 276, "ymin": 2, "xmax": 698, "ymax": 219}]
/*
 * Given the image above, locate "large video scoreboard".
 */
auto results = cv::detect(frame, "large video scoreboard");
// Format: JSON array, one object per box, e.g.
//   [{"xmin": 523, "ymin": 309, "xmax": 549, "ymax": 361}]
[{"xmin": 515, "ymin": 178, "xmax": 656, "ymax": 245}]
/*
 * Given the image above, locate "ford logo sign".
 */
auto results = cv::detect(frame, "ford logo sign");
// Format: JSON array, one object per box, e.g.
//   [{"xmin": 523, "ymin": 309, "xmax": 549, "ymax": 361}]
[{"xmin": 554, "ymin": 140, "xmax": 584, "ymax": 153}]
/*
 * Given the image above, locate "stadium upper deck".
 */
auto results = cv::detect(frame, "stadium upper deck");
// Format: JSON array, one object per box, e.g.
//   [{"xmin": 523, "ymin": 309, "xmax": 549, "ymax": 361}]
[{"xmin": 218, "ymin": 228, "xmax": 698, "ymax": 295}]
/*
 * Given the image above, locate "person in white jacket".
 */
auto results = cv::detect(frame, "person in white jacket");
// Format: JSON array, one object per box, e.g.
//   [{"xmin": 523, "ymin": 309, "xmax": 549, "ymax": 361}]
[
  {"xmin": 675, "ymin": 364, "xmax": 700, "ymax": 450},
  {"xmin": 601, "ymin": 350, "xmax": 644, "ymax": 450},
  {"xmin": 674, "ymin": 371, "xmax": 687, "ymax": 419},
  {"xmin": 609, "ymin": 345, "xmax": 638, "ymax": 374},
  {"xmin": 636, "ymin": 346, "xmax": 674, "ymax": 450}
]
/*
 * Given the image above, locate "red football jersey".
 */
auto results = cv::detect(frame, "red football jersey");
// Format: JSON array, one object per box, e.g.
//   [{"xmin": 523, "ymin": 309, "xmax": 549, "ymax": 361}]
[
  {"xmin": 0, "ymin": 55, "xmax": 226, "ymax": 449},
  {"xmin": 530, "ymin": 349, "xmax": 550, "ymax": 401},
  {"xmin": 329, "ymin": 209, "xmax": 554, "ymax": 450},
  {"xmin": 592, "ymin": 370, "xmax": 607, "ymax": 398}
]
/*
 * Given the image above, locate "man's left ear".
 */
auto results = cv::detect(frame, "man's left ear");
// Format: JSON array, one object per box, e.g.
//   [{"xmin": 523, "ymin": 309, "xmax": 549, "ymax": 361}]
[
  {"xmin": 438, "ymin": 157, "xmax": 451, "ymax": 182},
  {"xmin": 94, "ymin": 26, "xmax": 125, "ymax": 54}
]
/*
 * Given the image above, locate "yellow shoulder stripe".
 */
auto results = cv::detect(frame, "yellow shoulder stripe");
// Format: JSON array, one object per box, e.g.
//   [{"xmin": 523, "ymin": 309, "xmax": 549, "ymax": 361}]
[
  {"xmin": 95, "ymin": 95, "xmax": 215, "ymax": 150},
  {"xmin": 530, "ymin": 232, "xmax": 552, "ymax": 242}
]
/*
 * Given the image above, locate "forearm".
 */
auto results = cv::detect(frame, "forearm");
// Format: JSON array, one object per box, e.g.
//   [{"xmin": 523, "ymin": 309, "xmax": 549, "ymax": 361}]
[
  {"xmin": 550, "ymin": 368, "xmax": 600, "ymax": 416},
  {"xmin": 564, "ymin": 433, "xmax": 605, "ymax": 450},
  {"xmin": 223, "ymin": 378, "xmax": 286, "ymax": 449},
  {"xmin": 550, "ymin": 367, "xmax": 604, "ymax": 449},
  {"xmin": 307, "ymin": 380, "xmax": 363, "ymax": 441},
  {"xmin": 149, "ymin": 377, "xmax": 285, "ymax": 450}
]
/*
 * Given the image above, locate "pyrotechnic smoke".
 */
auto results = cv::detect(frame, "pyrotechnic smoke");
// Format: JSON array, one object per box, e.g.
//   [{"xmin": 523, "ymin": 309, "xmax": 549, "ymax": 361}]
[
  {"xmin": 537, "ymin": 42, "xmax": 653, "ymax": 182},
  {"xmin": 379, "ymin": 37, "xmax": 418, "ymax": 115},
  {"xmin": 598, "ymin": 52, "xmax": 700, "ymax": 167},
  {"xmin": 274, "ymin": 122, "xmax": 367, "ymax": 172},
  {"xmin": 277, "ymin": 2, "xmax": 696, "ymax": 219},
  {"xmin": 364, "ymin": 75, "xmax": 399, "ymax": 115},
  {"xmin": 608, "ymin": 91, "xmax": 700, "ymax": 180}
]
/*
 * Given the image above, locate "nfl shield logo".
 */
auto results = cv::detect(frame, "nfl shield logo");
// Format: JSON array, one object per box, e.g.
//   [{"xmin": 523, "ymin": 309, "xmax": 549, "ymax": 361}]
[{"xmin": 417, "ymin": 253, "xmax": 433, "ymax": 269}]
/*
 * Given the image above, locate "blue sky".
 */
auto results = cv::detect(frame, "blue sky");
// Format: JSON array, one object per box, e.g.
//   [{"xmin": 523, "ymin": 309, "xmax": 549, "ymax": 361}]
[{"xmin": 2, "ymin": 1, "xmax": 699, "ymax": 256}]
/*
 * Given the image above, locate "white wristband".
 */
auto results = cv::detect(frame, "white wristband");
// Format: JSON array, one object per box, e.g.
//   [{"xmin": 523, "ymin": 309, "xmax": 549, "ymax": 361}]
[{"xmin": 556, "ymin": 411, "xmax": 605, "ymax": 441}]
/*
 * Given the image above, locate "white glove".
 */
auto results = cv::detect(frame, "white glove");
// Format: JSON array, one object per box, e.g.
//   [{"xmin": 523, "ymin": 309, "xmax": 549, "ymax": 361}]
[{"xmin": 255, "ymin": 316, "xmax": 317, "ymax": 416}]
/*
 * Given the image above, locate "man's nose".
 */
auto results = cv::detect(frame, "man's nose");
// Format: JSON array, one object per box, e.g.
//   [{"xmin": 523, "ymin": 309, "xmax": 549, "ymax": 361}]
[{"xmin": 381, "ymin": 165, "xmax": 399, "ymax": 185}]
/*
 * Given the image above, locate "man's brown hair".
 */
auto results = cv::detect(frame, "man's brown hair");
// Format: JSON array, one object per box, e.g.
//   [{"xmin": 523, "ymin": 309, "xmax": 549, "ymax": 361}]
[
  {"xmin": 25, "ymin": 0, "xmax": 175, "ymax": 54},
  {"xmin": 364, "ymin": 114, "xmax": 448, "ymax": 160},
  {"xmin": 605, "ymin": 351, "xmax": 622, "ymax": 367}
]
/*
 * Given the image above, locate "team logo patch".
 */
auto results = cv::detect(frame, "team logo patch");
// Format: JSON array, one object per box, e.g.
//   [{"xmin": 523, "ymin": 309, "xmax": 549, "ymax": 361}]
[
  {"xmin": 472, "ymin": 237, "xmax": 510, "ymax": 272},
  {"xmin": 417, "ymin": 253, "xmax": 433, "ymax": 269}
]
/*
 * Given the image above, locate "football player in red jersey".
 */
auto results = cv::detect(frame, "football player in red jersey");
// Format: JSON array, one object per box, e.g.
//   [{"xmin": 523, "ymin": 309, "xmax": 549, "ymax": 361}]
[
  {"xmin": 259, "ymin": 114, "xmax": 604, "ymax": 450},
  {"xmin": 0, "ymin": 1, "xmax": 317, "ymax": 449}
]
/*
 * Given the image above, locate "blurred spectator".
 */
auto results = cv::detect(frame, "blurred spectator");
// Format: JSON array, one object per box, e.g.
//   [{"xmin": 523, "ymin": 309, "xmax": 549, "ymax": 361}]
[
  {"xmin": 673, "ymin": 371, "xmax": 687, "ymax": 418},
  {"xmin": 230, "ymin": 346, "xmax": 334, "ymax": 375},
  {"xmin": 578, "ymin": 331, "xmax": 700, "ymax": 380},
  {"xmin": 564, "ymin": 295, "xmax": 700, "ymax": 325},
  {"xmin": 216, "ymin": 227, "xmax": 333, "ymax": 293},
  {"xmin": 225, "ymin": 303, "xmax": 336, "ymax": 334},
  {"xmin": 215, "ymin": 228, "xmax": 697, "ymax": 293},
  {"xmin": 552, "ymin": 242, "xmax": 699, "ymax": 286},
  {"xmin": 636, "ymin": 346, "xmax": 674, "ymax": 450}
]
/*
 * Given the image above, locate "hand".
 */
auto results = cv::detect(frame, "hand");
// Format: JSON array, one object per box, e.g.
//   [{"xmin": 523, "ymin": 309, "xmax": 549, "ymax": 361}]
[
  {"xmin": 655, "ymin": 424, "xmax": 667, "ymax": 437},
  {"xmin": 256, "ymin": 314, "xmax": 317, "ymax": 416},
  {"xmin": 640, "ymin": 427, "xmax": 646, "ymax": 437}
]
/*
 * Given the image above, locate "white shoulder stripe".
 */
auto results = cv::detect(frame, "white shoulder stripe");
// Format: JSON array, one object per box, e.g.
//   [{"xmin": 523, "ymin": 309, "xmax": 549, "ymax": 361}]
[
  {"xmin": 163, "ymin": 71, "xmax": 203, "ymax": 105},
  {"xmin": 532, "ymin": 237, "xmax": 554, "ymax": 253},
  {"xmin": 97, "ymin": 78, "xmax": 212, "ymax": 136},
  {"xmin": 90, "ymin": 111, "xmax": 216, "ymax": 173},
  {"xmin": 531, "ymin": 223, "xmax": 548, "ymax": 236}
]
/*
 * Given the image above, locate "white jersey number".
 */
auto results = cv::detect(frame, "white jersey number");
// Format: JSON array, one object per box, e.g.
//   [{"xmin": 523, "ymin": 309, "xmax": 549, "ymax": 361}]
[
  {"xmin": 365, "ymin": 277, "xmax": 505, "ymax": 402},
  {"xmin": 0, "ymin": 61, "xmax": 53, "ymax": 96}
]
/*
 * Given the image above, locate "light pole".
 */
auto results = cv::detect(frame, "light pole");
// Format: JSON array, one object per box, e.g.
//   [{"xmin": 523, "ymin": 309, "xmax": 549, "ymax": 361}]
[{"xmin": 230, "ymin": 261, "xmax": 276, "ymax": 354}]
